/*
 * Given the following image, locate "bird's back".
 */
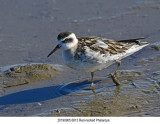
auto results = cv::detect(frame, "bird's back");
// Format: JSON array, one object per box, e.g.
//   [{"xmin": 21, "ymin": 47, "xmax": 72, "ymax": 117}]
[
  {"xmin": 77, "ymin": 37, "xmax": 148, "ymax": 55},
  {"xmin": 71, "ymin": 37, "xmax": 149, "ymax": 72},
  {"xmin": 61, "ymin": 36, "xmax": 148, "ymax": 72}
]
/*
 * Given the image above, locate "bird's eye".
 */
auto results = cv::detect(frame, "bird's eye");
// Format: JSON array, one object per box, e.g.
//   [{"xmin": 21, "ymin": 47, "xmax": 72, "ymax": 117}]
[{"xmin": 62, "ymin": 38, "xmax": 73, "ymax": 43}]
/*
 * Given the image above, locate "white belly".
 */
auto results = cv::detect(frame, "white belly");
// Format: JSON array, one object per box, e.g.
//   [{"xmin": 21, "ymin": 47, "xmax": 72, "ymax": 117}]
[
  {"xmin": 62, "ymin": 44, "xmax": 146, "ymax": 73},
  {"xmin": 65, "ymin": 60, "xmax": 114, "ymax": 72},
  {"xmin": 62, "ymin": 51, "xmax": 114, "ymax": 72}
]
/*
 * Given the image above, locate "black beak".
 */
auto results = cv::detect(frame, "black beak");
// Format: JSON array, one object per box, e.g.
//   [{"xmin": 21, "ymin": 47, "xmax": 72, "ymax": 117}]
[{"xmin": 47, "ymin": 44, "xmax": 61, "ymax": 57}]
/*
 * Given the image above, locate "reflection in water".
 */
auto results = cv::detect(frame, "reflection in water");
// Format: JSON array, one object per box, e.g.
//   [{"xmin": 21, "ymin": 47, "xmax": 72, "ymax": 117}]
[{"xmin": 38, "ymin": 68, "xmax": 160, "ymax": 116}]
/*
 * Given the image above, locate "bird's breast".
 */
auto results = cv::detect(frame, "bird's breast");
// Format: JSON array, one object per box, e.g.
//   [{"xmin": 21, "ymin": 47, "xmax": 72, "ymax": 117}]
[{"xmin": 62, "ymin": 50, "xmax": 113, "ymax": 72}]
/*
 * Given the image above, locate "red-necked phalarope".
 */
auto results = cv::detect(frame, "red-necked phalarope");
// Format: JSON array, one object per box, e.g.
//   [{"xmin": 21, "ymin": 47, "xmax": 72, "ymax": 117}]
[{"xmin": 47, "ymin": 31, "xmax": 149, "ymax": 89}]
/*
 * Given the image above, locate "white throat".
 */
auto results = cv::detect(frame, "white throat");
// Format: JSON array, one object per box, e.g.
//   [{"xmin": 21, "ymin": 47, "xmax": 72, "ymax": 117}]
[{"xmin": 59, "ymin": 33, "xmax": 78, "ymax": 51}]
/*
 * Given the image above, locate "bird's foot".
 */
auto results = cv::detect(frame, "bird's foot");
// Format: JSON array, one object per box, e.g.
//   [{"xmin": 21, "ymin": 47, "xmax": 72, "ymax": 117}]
[
  {"xmin": 82, "ymin": 82, "xmax": 96, "ymax": 95},
  {"xmin": 83, "ymin": 82, "xmax": 95, "ymax": 90},
  {"xmin": 110, "ymin": 73, "xmax": 120, "ymax": 86},
  {"xmin": 91, "ymin": 82, "xmax": 95, "ymax": 90}
]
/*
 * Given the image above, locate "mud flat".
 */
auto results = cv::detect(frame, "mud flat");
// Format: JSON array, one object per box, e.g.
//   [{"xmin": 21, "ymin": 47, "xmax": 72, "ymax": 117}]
[
  {"xmin": 0, "ymin": 63, "xmax": 62, "ymax": 88},
  {"xmin": 0, "ymin": 0, "xmax": 160, "ymax": 116},
  {"xmin": 150, "ymin": 42, "xmax": 160, "ymax": 51},
  {"xmin": 36, "ymin": 69, "xmax": 160, "ymax": 117}
]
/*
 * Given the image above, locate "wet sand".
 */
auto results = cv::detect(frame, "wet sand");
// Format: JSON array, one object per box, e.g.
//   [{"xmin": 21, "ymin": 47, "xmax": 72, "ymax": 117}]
[
  {"xmin": 0, "ymin": 63, "xmax": 62, "ymax": 88},
  {"xmin": 0, "ymin": 0, "xmax": 160, "ymax": 116}
]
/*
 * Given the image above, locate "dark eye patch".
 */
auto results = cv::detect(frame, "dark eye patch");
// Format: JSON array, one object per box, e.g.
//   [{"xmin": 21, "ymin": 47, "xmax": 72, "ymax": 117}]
[{"xmin": 62, "ymin": 38, "xmax": 73, "ymax": 43}]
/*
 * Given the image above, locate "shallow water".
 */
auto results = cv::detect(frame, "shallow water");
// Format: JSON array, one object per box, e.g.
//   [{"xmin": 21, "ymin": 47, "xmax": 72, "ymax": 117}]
[{"xmin": 0, "ymin": 0, "xmax": 160, "ymax": 116}]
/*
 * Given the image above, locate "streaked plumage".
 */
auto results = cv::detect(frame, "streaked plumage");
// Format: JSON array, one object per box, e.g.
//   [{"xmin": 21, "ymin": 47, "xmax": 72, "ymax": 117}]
[{"xmin": 47, "ymin": 31, "xmax": 149, "ymax": 88}]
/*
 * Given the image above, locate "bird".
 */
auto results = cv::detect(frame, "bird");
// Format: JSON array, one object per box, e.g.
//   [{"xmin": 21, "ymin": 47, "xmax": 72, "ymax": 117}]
[{"xmin": 47, "ymin": 31, "xmax": 149, "ymax": 89}]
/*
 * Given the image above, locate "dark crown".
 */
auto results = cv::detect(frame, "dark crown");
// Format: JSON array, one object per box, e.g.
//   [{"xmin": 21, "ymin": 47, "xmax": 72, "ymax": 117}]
[{"xmin": 57, "ymin": 31, "xmax": 73, "ymax": 40}]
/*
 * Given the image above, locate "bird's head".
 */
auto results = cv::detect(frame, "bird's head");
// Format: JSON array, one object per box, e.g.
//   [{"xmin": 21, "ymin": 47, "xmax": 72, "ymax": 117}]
[{"xmin": 47, "ymin": 31, "xmax": 78, "ymax": 57}]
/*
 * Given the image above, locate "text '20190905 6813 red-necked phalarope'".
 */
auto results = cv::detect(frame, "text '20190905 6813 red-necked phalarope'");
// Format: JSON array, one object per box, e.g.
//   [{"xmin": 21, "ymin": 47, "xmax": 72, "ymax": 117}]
[{"xmin": 47, "ymin": 31, "xmax": 149, "ymax": 89}]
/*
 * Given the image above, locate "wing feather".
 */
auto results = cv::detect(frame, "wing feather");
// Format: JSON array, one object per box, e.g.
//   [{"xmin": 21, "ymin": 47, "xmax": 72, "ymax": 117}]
[{"xmin": 77, "ymin": 37, "xmax": 147, "ymax": 55}]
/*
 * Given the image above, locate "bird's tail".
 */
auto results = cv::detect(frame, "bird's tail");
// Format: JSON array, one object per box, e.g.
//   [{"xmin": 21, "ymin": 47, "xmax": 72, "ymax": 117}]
[{"xmin": 116, "ymin": 37, "xmax": 149, "ymax": 46}]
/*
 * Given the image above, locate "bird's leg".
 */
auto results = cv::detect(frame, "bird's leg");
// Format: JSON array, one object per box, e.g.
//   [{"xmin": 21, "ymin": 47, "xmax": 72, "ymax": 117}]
[
  {"xmin": 110, "ymin": 60, "xmax": 121, "ymax": 86},
  {"xmin": 91, "ymin": 72, "xmax": 95, "ymax": 89},
  {"xmin": 113, "ymin": 60, "xmax": 121, "ymax": 76}
]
